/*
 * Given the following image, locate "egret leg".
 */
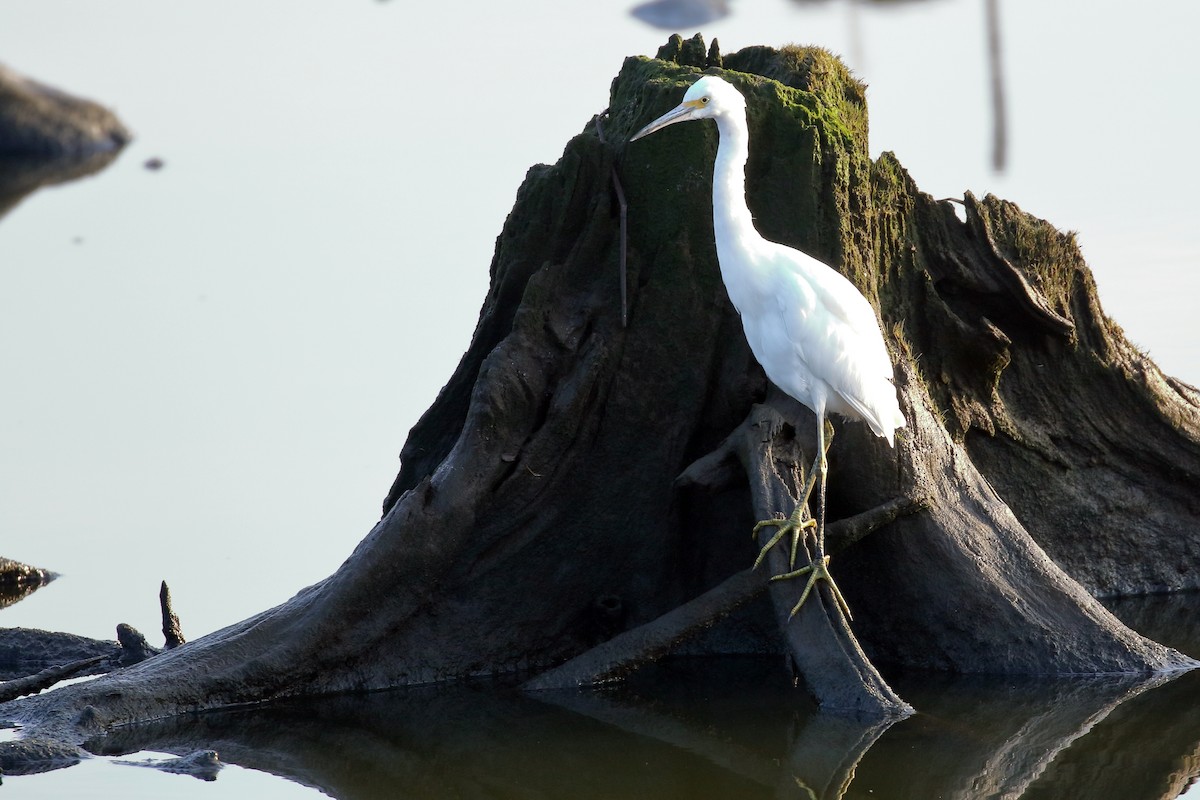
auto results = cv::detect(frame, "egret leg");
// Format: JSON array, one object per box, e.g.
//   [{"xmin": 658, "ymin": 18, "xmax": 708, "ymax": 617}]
[
  {"xmin": 751, "ymin": 418, "xmax": 831, "ymax": 569},
  {"xmin": 754, "ymin": 416, "xmax": 853, "ymax": 621},
  {"xmin": 751, "ymin": 462, "xmax": 818, "ymax": 571}
]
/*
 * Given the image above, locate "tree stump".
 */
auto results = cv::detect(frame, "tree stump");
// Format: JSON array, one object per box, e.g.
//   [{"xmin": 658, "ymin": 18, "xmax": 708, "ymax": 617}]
[{"xmin": 2, "ymin": 36, "xmax": 1197, "ymax": 752}]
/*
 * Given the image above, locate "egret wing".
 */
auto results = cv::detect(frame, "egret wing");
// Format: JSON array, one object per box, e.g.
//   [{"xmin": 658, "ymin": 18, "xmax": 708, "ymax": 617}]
[{"xmin": 772, "ymin": 247, "xmax": 902, "ymax": 438}]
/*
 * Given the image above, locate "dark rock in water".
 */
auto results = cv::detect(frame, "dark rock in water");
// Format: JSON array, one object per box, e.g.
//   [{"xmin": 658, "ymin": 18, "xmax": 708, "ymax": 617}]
[
  {"xmin": 0, "ymin": 558, "xmax": 57, "ymax": 611},
  {"xmin": 0, "ymin": 64, "xmax": 128, "ymax": 158},
  {"xmin": 0, "ymin": 64, "xmax": 129, "ymax": 220},
  {"xmin": 0, "ymin": 628, "xmax": 115, "ymax": 681},
  {"xmin": 0, "ymin": 557, "xmax": 56, "ymax": 587}
]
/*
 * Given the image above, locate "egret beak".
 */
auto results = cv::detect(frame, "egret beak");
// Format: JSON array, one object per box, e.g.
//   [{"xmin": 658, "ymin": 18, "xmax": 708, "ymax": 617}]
[{"xmin": 629, "ymin": 101, "xmax": 699, "ymax": 142}]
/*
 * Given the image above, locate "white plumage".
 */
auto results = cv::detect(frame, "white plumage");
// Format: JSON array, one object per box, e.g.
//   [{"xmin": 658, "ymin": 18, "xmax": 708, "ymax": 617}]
[{"xmin": 632, "ymin": 74, "xmax": 904, "ymax": 617}]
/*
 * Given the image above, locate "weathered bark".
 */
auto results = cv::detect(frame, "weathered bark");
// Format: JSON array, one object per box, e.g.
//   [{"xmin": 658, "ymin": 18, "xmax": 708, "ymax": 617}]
[
  {"xmin": 873, "ymin": 182, "xmax": 1200, "ymax": 599},
  {"xmin": 521, "ymin": 472, "xmax": 922, "ymax": 693},
  {"xmin": 2, "ymin": 36, "xmax": 1197, "ymax": 750}
]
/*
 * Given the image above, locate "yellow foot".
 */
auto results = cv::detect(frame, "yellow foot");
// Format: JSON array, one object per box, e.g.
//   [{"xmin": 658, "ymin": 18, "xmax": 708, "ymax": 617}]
[
  {"xmin": 752, "ymin": 514, "xmax": 815, "ymax": 571},
  {"xmin": 771, "ymin": 556, "xmax": 853, "ymax": 621}
]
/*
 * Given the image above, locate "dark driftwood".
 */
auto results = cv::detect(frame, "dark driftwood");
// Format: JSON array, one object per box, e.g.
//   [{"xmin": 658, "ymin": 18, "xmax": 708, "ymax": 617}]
[
  {"xmin": 0, "ymin": 655, "xmax": 107, "ymax": 704},
  {"xmin": 2, "ymin": 36, "xmax": 1198, "ymax": 754},
  {"xmin": 0, "ymin": 628, "xmax": 115, "ymax": 681},
  {"xmin": 0, "ymin": 625, "xmax": 160, "ymax": 705}
]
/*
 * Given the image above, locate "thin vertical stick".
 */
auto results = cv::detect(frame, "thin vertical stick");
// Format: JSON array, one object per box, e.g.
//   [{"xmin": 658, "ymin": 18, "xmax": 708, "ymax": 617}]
[
  {"xmin": 593, "ymin": 111, "xmax": 629, "ymax": 328},
  {"xmin": 160, "ymin": 580, "xmax": 186, "ymax": 649},
  {"xmin": 985, "ymin": 0, "xmax": 1008, "ymax": 172}
]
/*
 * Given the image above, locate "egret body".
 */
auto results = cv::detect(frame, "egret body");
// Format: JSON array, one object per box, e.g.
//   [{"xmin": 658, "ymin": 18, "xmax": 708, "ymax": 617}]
[{"xmin": 631, "ymin": 75, "xmax": 905, "ymax": 618}]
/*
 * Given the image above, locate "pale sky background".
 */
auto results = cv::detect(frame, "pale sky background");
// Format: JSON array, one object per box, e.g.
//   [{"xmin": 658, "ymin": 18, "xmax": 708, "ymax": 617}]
[{"xmin": 1, "ymin": 0, "xmax": 1197, "ymax": 643}]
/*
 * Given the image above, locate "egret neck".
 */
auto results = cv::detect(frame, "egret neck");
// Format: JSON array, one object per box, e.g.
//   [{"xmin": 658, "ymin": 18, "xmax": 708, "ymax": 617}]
[{"xmin": 710, "ymin": 110, "xmax": 769, "ymax": 310}]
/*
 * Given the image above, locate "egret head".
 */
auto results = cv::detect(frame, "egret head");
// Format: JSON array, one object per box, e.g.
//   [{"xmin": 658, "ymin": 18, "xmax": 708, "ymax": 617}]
[{"xmin": 629, "ymin": 75, "xmax": 745, "ymax": 142}]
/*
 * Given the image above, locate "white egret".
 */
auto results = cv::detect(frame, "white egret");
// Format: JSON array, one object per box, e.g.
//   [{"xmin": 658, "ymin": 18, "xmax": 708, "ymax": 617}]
[{"xmin": 630, "ymin": 75, "xmax": 905, "ymax": 618}]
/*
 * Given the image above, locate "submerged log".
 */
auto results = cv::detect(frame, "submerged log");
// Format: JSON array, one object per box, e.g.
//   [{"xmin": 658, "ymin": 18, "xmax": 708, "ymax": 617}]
[{"xmin": 1, "ymin": 36, "xmax": 1198, "ymax": 748}]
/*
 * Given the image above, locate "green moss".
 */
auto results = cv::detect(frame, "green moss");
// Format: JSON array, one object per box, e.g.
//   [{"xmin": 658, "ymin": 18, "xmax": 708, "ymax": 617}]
[
  {"xmin": 977, "ymin": 194, "xmax": 1083, "ymax": 316},
  {"xmin": 604, "ymin": 38, "xmax": 894, "ymax": 370},
  {"xmin": 868, "ymin": 152, "xmax": 926, "ymax": 300},
  {"xmin": 724, "ymin": 44, "xmax": 868, "ymax": 155},
  {"xmin": 599, "ymin": 40, "xmax": 884, "ymax": 361}
]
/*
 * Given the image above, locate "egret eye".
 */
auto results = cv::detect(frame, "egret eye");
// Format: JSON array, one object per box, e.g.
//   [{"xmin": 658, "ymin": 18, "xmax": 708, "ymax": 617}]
[{"xmin": 701, "ymin": 96, "xmax": 710, "ymax": 104}]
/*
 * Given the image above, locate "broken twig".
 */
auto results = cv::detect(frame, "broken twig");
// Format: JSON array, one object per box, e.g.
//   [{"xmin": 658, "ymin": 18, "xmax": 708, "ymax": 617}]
[{"xmin": 160, "ymin": 581, "xmax": 186, "ymax": 649}]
